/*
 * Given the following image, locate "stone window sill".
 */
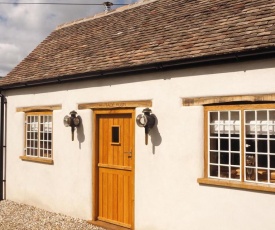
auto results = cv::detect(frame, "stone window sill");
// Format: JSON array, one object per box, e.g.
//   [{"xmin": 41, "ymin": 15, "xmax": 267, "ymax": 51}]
[
  {"xmin": 20, "ymin": 156, "xmax": 54, "ymax": 165},
  {"xmin": 198, "ymin": 177, "xmax": 275, "ymax": 193}
]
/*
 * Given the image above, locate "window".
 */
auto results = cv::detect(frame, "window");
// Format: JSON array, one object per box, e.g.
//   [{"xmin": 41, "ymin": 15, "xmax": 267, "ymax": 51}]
[
  {"xmin": 111, "ymin": 125, "xmax": 120, "ymax": 144},
  {"xmin": 21, "ymin": 111, "xmax": 53, "ymax": 164},
  {"xmin": 200, "ymin": 104, "xmax": 275, "ymax": 192}
]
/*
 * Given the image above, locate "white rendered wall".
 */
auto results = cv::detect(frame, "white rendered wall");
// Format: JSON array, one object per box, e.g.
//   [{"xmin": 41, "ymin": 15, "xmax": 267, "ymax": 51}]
[{"xmin": 4, "ymin": 58, "xmax": 275, "ymax": 229}]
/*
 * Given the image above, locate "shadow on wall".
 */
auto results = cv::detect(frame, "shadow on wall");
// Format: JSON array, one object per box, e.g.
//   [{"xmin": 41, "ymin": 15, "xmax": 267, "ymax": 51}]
[
  {"xmin": 149, "ymin": 114, "xmax": 162, "ymax": 154},
  {"xmin": 76, "ymin": 119, "xmax": 85, "ymax": 149}
]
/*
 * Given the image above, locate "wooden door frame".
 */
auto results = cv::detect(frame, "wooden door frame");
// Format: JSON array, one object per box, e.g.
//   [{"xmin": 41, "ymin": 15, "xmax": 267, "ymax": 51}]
[{"xmin": 91, "ymin": 108, "xmax": 135, "ymax": 230}]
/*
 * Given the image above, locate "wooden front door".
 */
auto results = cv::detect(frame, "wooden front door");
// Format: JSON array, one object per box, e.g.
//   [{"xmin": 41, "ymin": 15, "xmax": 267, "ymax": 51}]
[{"xmin": 95, "ymin": 109, "xmax": 134, "ymax": 229}]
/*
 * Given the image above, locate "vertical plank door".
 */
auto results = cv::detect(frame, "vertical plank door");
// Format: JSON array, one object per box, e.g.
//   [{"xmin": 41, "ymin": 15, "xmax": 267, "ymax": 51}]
[{"xmin": 97, "ymin": 110, "xmax": 134, "ymax": 229}]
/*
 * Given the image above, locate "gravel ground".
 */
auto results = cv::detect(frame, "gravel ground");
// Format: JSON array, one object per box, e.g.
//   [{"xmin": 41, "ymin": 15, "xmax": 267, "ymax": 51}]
[{"xmin": 0, "ymin": 200, "xmax": 106, "ymax": 230}]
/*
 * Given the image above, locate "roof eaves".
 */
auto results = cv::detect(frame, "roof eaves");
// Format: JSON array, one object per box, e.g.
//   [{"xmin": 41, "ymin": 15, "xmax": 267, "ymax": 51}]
[{"xmin": 2, "ymin": 46, "xmax": 275, "ymax": 91}]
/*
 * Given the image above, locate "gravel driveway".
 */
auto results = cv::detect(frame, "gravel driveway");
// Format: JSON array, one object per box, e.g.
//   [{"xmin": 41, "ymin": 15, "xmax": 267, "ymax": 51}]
[{"xmin": 0, "ymin": 200, "xmax": 106, "ymax": 230}]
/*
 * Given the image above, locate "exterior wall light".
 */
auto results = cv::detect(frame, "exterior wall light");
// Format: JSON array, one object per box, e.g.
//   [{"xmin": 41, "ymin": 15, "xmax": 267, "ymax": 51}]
[
  {"xmin": 136, "ymin": 108, "xmax": 155, "ymax": 145},
  {"xmin": 63, "ymin": 110, "xmax": 81, "ymax": 141}
]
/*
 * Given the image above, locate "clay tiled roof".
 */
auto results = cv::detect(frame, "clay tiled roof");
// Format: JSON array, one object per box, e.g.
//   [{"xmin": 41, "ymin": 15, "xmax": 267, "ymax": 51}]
[{"xmin": 2, "ymin": 0, "xmax": 275, "ymax": 88}]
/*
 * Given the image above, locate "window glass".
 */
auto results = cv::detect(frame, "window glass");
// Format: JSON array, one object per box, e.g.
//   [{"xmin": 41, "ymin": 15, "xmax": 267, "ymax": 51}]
[
  {"xmin": 206, "ymin": 106, "xmax": 275, "ymax": 185},
  {"xmin": 25, "ymin": 112, "xmax": 52, "ymax": 159},
  {"xmin": 208, "ymin": 110, "xmax": 241, "ymax": 180},
  {"xmin": 111, "ymin": 126, "xmax": 120, "ymax": 144}
]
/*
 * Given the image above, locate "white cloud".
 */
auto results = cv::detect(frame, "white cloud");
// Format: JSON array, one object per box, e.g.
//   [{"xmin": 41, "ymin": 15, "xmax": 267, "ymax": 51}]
[
  {"xmin": 0, "ymin": 43, "xmax": 21, "ymax": 76},
  {"xmin": 0, "ymin": 0, "xmax": 138, "ymax": 77}
]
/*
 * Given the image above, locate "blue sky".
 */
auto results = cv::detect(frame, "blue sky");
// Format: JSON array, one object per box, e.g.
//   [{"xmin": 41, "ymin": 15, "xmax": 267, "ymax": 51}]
[{"xmin": 0, "ymin": 0, "xmax": 138, "ymax": 76}]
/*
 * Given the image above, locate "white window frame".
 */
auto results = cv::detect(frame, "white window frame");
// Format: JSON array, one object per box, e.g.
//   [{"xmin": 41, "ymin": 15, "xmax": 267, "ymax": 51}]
[
  {"xmin": 20, "ymin": 111, "xmax": 53, "ymax": 164},
  {"xmin": 198, "ymin": 104, "xmax": 275, "ymax": 193}
]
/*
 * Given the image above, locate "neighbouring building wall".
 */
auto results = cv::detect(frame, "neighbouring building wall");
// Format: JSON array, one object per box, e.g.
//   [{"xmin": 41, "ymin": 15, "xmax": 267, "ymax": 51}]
[{"xmin": 5, "ymin": 58, "xmax": 275, "ymax": 230}]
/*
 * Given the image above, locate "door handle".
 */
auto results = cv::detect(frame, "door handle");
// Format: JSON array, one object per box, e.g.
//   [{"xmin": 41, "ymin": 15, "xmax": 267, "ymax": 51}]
[{"xmin": 124, "ymin": 151, "xmax": 132, "ymax": 158}]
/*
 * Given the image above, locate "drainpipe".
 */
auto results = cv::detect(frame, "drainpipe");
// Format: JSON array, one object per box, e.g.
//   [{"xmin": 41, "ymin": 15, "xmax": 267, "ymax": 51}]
[{"xmin": 0, "ymin": 94, "xmax": 6, "ymax": 200}]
